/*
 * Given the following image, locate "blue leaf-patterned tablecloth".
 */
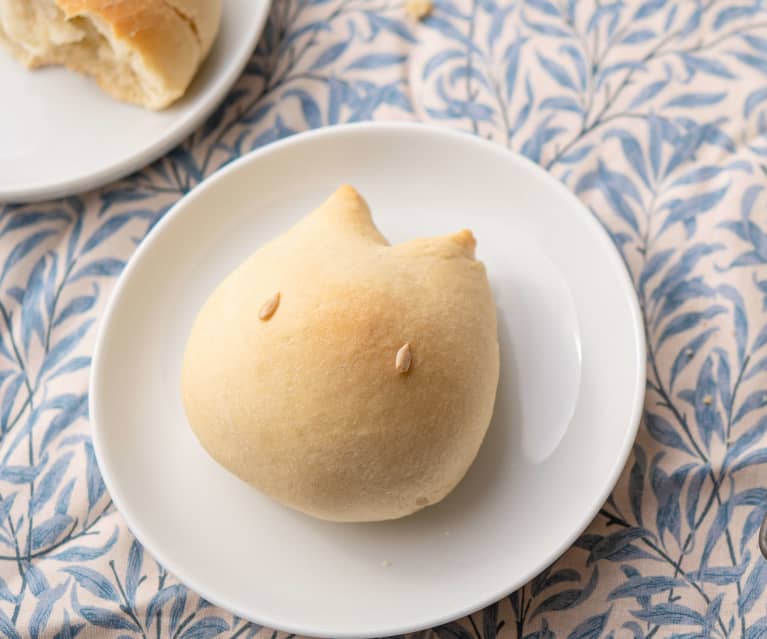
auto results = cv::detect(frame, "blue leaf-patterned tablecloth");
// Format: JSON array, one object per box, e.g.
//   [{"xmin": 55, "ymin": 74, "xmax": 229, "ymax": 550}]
[{"xmin": 2, "ymin": 1, "xmax": 767, "ymax": 637}]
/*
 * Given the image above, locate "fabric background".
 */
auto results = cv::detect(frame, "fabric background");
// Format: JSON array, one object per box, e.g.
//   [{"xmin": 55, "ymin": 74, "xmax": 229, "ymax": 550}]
[{"xmin": 1, "ymin": 0, "xmax": 767, "ymax": 637}]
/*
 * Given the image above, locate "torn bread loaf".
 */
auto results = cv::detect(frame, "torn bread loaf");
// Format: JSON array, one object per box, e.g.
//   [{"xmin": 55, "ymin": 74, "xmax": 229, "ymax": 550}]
[
  {"xmin": 0, "ymin": 0, "xmax": 222, "ymax": 109},
  {"xmin": 181, "ymin": 185, "xmax": 500, "ymax": 522}
]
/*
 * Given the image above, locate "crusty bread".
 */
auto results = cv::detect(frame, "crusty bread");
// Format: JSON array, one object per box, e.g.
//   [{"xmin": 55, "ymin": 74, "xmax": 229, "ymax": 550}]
[
  {"xmin": 181, "ymin": 186, "xmax": 500, "ymax": 522},
  {"xmin": 0, "ymin": 0, "xmax": 222, "ymax": 109}
]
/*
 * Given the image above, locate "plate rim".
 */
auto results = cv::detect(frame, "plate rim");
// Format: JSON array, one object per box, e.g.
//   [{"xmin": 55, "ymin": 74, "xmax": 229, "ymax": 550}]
[
  {"xmin": 0, "ymin": 1, "xmax": 272, "ymax": 204},
  {"xmin": 90, "ymin": 121, "xmax": 647, "ymax": 638}
]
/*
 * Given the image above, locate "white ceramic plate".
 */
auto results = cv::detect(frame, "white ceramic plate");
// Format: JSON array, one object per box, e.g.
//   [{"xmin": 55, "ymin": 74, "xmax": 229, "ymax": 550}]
[
  {"xmin": 0, "ymin": 0, "xmax": 271, "ymax": 203},
  {"xmin": 91, "ymin": 123, "xmax": 645, "ymax": 638}
]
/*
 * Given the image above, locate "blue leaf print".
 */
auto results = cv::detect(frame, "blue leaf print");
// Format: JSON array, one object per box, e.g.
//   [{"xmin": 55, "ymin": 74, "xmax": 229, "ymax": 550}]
[
  {"xmin": 686, "ymin": 463, "xmax": 709, "ymax": 527},
  {"xmin": 521, "ymin": 13, "xmax": 571, "ymax": 37},
  {"xmin": 681, "ymin": 55, "xmax": 736, "ymax": 80},
  {"xmin": 55, "ymin": 478, "xmax": 75, "ymax": 515},
  {"xmin": 665, "ymin": 92, "xmax": 727, "ymax": 108},
  {"xmin": 566, "ymin": 609, "xmax": 610, "ymax": 639},
  {"xmin": 631, "ymin": 603, "xmax": 705, "ymax": 625},
  {"xmin": 76, "ymin": 607, "xmax": 138, "ymax": 632},
  {"xmin": 531, "ymin": 566, "xmax": 580, "ymax": 595},
  {"xmin": 540, "ymin": 96, "xmax": 582, "ymax": 113},
  {"xmin": 693, "ymin": 356, "xmax": 725, "ymax": 449},
  {"xmin": 604, "ymin": 130, "xmax": 651, "ymax": 188},
  {"xmin": 423, "ymin": 50, "xmax": 465, "ymax": 81},
  {"xmin": 70, "ymin": 258, "xmax": 125, "ymax": 281},
  {"xmin": 346, "ymin": 53, "xmax": 407, "ymax": 69},
  {"xmin": 648, "ymin": 113, "xmax": 664, "ymax": 177},
  {"xmin": 739, "ymin": 560, "xmax": 767, "ymax": 615},
  {"xmin": 0, "ymin": 461, "xmax": 43, "ymax": 484},
  {"xmin": 734, "ymin": 389, "xmax": 767, "ymax": 423},
  {"xmin": 559, "ymin": 145, "xmax": 595, "ymax": 164},
  {"xmin": 657, "ymin": 306, "xmax": 727, "ymax": 348},
  {"xmin": 53, "ymin": 293, "xmax": 96, "ymax": 329},
  {"xmin": 589, "ymin": 529, "xmax": 654, "ymax": 564},
  {"xmin": 146, "ymin": 584, "xmax": 185, "ymax": 628},
  {"xmin": 435, "ymin": 622, "xmax": 474, "ymax": 639},
  {"xmin": 20, "ymin": 256, "xmax": 47, "ymax": 353},
  {"xmin": 49, "ymin": 528, "xmax": 117, "ymax": 562},
  {"xmin": 742, "ymin": 505, "xmax": 767, "ymax": 551},
  {"xmin": 660, "ymin": 186, "xmax": 729, "ymax": 237},
  {"xmin": 587, "ymin": 3, "xmax": 621, "ymax": 33},
  {"xmin": 169, "ymin": 587, "xmax": 187, "ymax": 635},
  {"xmin": 536, "ymin": 52, "xmax": 577, "ymax": 91},
  {"xmin": 1, "ymin": 230, "xmax": 56, "ymax": 283},
  {"xmin": 310, "ymin": 40, "xmax": 349, "ymax": 70},
  {"xmin": 745, "ymin": 87, "xmax": 767, "ymax": 117},
  {"xmin": 646, "ymin": 414, "xmax": 693, "ymax": 455},
  {"xmin": 505, "ymin": 39, "xmax": 526, "ymax": 99},
  {"xmin": 40, "ymin": 394, "xmax": 88, "ymax": 453},
  {"xmin": 718, "ymin": 284, "xmax": 748, "ymax": 363},
  {"xmin": 487, "ymin": 6, "xmax": 514, "ymax": 49},
  {"xmin": 0, "ymin": 493, "xmax": 16, "ymax": 527},
  {"xmin": 531, "ymin": 568, "xmax": 598, "ymax": 617},
  {"xmin": 691, "ymin": 561, "xmax": 750, "ymax": 586},
  {"xmin": 526, "ymin": 0, "xmax": 559, "ymax": 16},
  {"xmin": 284, "ymin": 89, "xmax": 323, "ymax": 129},
  {"xmin": 595, "ymin": 61, "xmax": 644, "ymax": 90},
  {"xmin": 0, "ymin": 608, "xmax": 21, "ymax": 639},
  {"xmin": 179, "ymin": 617, "xmax": 230, "ymax": 639},
  {"xmin": 679, "ymin": 3, "xmax": 702, "ymax": 37},
  {"xmin": 629, "ymin": 446, "xmax": 646, "ymax": 526},
  {"xmin": 84, "ymin": 442, "xmax": 105, "ymax": 511},
  {"xmin": 559, "ymin": 44, "xmax": 587, "ymax": 89},
  {"xmin": 634, "ymin": 0, "xmax": 666, "ymax": 19},
  {"xmin": 63, "ymin": 566, "xmax": 120, "ymax": 602},
  {"xmin": 365, "ymin": 13, "xmax": 416, "ymax": 43},
  {"xmin": 30, "ymin": 452, "xmax": 73, "ymax": 515},
  {"xmin": 631, "ymin": 80, "xmax": 669, "ymax": 109},
  {"xmin": 483, "ymin": 602, "xmax": 498, "ymax": 639},
  {"xmin": 703, "ymin": 499, "xmax": 732, "ymax": 567},
  {"xmin": 733, "ymin": 52, "xmax": 767, "ymax": 76},
  {"xmin": 715, "ymin": 3, "xmax": 761, "ymax": 29},
  {"xmin": 622, "ymin": 29, "xmax": 656, "ymax": 45},
  {"xmin": 39, "ymin": 320, "xmax": 94, "ymax": 379},
  {"xmin": 607, "ymin": 576, "xmax": 686, "ymax": 600},
  {"xmin": 746, "ymin": 620, "xmax": 767, "ymax": 639},
  {"xmin": 31, "ymin": 514, "xmax": 72, "ymax": 551},
  {"xmin": 0, "ymin": 576, "xmax": 15, "ymax": 605},
  {"xmin": 125, "ymin": 540, "xmax": 143, "ymax": 606}
]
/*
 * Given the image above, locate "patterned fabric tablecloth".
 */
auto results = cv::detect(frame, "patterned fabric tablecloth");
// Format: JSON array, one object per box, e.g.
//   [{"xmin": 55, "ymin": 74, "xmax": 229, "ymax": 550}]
[{"xmin": 2, "ymin": 1, "xmax": 767, "ymax": 637}]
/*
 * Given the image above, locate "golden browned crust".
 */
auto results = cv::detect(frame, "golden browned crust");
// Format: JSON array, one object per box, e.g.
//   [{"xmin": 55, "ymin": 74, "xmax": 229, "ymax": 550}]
[
  {"xmin": 181, "ymin": 186, "xmax": 500, "ymax": 522},
  {"xmin": 55, "ymin": 0, "xmax": 221, "ymax": 108}
]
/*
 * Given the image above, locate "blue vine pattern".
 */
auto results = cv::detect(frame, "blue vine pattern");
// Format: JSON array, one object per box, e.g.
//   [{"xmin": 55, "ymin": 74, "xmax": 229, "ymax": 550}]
[{"xmin": 0, "ymin": 1, "xmax": 766, "ymax": 637}]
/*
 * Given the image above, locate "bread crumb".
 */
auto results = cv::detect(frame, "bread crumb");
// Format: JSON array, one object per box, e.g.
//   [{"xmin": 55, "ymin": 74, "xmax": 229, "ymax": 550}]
[
  {"xmin": 685, "ymin": 348, "xmax": 694, "ymax": 357},
  {"xmin": 406, "ymin": 0, "xmax": 433, "ymax": 20},
  {"xmin": 703, "ymin": 394, "xmax": 713, "ymax": 405},
  {"xmin": 381, "ymin": 559, "xmax": 392, "ymax": 567}
]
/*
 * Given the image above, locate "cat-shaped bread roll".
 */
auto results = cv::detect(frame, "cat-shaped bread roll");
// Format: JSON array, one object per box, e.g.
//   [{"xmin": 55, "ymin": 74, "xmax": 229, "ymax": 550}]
[{"xmin": 181, "ymin": 185, "xmax": 499, "ymax": 522}]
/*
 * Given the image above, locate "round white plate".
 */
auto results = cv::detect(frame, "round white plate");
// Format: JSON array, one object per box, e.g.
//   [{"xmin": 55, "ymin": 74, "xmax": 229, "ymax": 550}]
[
  {"xmin": 0, "ymin": 0, "xmax": 271, "ymax": 203},
  {"xmin": 91, "ymin": 123, "xmax": 645, "ymax": 638}
]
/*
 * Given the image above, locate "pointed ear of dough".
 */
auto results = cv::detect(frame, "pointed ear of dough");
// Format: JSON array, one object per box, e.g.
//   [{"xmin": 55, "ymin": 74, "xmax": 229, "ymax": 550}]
[
  {"xmin": 310, "ymin": 185, "xmax": 389, "ymax": 245},
  {"xmin": 394, "ymin": 229, "xmax": 477, "ymax": 259}
]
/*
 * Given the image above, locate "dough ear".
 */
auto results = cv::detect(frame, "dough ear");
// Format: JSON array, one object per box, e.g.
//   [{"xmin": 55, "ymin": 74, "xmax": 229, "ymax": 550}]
[
  {"xmin": 312, "ymin": 185, "xmax": 388, "ymax": 245},
  {"xmin": 394, "ymin": 229, "xmax": 477, "ymax": 259}
]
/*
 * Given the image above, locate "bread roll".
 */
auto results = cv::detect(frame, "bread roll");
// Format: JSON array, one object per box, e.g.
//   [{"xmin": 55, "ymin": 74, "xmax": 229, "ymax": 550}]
[
  {"xmin": 0, "ymin": 0, "xmax": 222, "ymax": 109},
  {"xmin": 182, "ymin": 186, "xmax": 500, "ymax": 522}
]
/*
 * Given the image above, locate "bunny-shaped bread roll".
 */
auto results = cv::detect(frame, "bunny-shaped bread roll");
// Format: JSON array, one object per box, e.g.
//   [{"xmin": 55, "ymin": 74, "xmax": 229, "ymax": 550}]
[{"xmin": 181, "ymin": 186, "xmax": 499, "ymax": 522}]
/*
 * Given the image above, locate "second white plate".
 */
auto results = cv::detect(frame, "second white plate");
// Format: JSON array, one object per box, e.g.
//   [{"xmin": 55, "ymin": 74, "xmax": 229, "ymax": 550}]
[
  {"xmin": 0, "ymin": 0, "xmax": 271, "ymax": 203},
  {"xmin": 91, "ymin": 123, "xmax": 645, "ymax": 638}
]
